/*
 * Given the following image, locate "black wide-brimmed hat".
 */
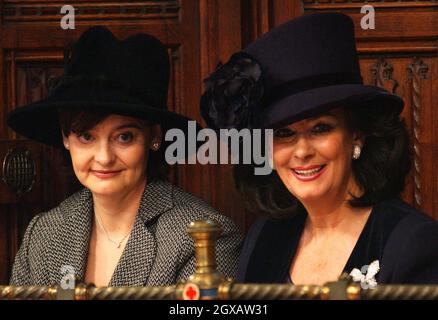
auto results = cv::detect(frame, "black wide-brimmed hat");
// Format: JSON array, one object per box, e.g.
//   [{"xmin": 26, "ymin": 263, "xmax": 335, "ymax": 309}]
[
  {"xmin": 7, "ymin": 26, "xmax": 196, "ymax": 148},
  {"xmin": 200, "ymin": 13, "xmax": 404, "ymax": 130}
]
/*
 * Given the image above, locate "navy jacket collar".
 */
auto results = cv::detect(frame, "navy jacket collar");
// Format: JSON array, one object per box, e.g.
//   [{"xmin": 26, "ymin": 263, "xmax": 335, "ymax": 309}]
[{"xmin": 244, "ymin": 200, "xmax": 406, "ymax": 283}]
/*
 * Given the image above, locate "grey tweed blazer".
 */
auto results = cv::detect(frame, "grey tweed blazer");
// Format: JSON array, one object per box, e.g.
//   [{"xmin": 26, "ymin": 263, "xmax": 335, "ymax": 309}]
[{"xmin": 10, "ymin": 181, "xmax": 243, "ymax": 287}]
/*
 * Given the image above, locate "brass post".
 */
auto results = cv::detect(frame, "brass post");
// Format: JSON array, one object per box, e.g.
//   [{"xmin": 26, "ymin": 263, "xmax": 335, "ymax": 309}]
[
  {"xmin": 321, "ymin": 273, "xmax": 361, "ymax": 300},
  {"xmin": 179, "ymin": 219, "xmax": 224, "ymax": 300}
]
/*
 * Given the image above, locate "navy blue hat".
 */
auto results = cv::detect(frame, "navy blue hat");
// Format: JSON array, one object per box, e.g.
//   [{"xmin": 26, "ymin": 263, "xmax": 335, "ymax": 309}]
[
  {"xmin": 7, "ymin": 26, "xmax": 196, "ymax": 148},
  {"xmin": 200, "ymin": 13, "xmax": 403, "ymax": 130}
]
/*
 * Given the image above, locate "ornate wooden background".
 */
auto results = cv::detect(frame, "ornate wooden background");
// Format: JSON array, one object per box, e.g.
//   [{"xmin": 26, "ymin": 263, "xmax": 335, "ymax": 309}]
[{"xmin": 0, "ymin": 0, "xmax": 437, "ymax": 284}]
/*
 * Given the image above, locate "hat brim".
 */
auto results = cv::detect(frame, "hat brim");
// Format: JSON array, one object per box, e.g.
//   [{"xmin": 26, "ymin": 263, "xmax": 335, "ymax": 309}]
[
  {"xmin": 262, "ymin": 84, "xmax": 404, "ymax": 129},
  {"xmin": 7, "ymin": 96, "xmax": 199, "ymax": 149}
]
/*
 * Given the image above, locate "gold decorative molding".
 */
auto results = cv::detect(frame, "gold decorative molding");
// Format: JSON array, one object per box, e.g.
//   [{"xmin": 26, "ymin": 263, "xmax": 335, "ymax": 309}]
[
  {"xmin": 303, "ymin": 0, "xmax": 438, "ymax": 11},
  {"xmin": 407, "ymin": 57, "xmax": 429, "ymax": 208},
  {"xmin": 3, "ymin": 1, "xmax": 180, "ymax": 22}
]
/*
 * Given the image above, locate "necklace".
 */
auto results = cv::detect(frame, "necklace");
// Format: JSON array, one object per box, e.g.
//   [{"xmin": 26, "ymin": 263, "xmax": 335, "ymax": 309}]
[{"xmin": 95, "ymin": 213, "xmax": 132, "ymax": 248}]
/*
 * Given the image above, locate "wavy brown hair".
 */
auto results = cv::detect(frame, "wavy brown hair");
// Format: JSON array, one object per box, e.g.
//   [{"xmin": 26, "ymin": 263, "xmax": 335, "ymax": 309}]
[{"xmin": 233, "ymin": 102, "xmax": 413, "ymax": 218}]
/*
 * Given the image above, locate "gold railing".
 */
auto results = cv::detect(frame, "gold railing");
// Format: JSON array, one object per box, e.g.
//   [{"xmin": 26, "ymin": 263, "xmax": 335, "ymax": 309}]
[
  {"xmin": 2, "ymin": 281, "xmax": 438, "ymax": 300},
  {"xmin": 1, "ymin": 220, "xmax": 437, "ymax": 300}
]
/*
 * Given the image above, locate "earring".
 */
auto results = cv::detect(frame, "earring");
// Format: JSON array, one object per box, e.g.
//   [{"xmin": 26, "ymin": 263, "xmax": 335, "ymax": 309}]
[
  {"xmin": 151, "ymin": 140, "xmax": 160, "ymax": 151},
  {"xmin": 352, "ymin": 144, "xmax": 361, "ymax": 160},
  {"xmin": 64, "ymin": 143, "xmax": 70, "ymax": 150}
]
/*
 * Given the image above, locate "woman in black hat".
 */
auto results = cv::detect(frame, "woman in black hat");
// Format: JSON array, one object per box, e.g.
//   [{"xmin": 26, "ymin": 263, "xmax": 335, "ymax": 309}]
[
  {"xmin": 8, "ymin": 26, "xmax": 242, "ymax": 287},
  {"xmin": 201, "ymin": 13, "xmax": 438, "ymax": 285}
]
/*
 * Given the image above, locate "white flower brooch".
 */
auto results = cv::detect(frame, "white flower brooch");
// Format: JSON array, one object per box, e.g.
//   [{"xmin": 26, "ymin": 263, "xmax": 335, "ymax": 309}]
[{"xmin": 349, "ymin": 260, "xmax": 380, "ymax": 289}]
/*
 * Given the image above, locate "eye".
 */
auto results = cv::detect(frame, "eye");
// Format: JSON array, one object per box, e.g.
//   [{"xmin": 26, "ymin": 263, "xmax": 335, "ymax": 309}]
[
  {"xmin": 274, "ymin": 128, "xmax": 295, "ymax": 140},
  {"xmin": 312, "ymin": 123, "xmax": 333, "ymax": 134},
  {"xmin": 117, "ymin": 132, "xmax": 134, "ymax": 143},
  {"xmin": 77, "ymin": 132, "xmax": 94, "ymax": 143}
]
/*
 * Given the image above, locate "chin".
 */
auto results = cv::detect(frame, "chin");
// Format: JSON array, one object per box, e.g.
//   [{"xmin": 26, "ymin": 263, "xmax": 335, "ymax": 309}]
[
  {"xmin": 84, "ymin": 179, "xmax": 122, "ymax": 195},
  {"xmin": 292, "ymin": 189, "xmax": 328, "ymax": 202},
  {"xmin": 89, "ymin": 186, "xmax": 121, "ymax": 196},
  {"xmin": 296, "ymin": 194, "xmax": 321, "ymax": 202}
]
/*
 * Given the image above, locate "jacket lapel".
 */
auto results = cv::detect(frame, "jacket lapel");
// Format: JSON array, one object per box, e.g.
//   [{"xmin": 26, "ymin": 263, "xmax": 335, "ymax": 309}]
[
  {"xmin": 46, "ymin": 181, "xmax": 174, "ymax": 287},
  {"xmin": 47, "ymin": 189, "xmax": 93, "ymax": 285},
  {"xmin": 245, "ymin": 211, "xmax": 306, "ymax": 283},
  {"xmin": 342, "ymin": 200, "xmax": 407, "ymax": 281},
  {"xmin": 109, "ymin": 181, "xmax": 174, "ymax": 286},
  {"xmin": 245, "ymin": 200, "xmax": 407, "ymax": 284}
]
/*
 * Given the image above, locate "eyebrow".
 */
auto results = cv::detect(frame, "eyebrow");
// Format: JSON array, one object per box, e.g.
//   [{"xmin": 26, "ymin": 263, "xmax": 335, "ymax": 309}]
[
  {"xmin": 114, "ymin": 123, "xmax": 143, "ymax": 130},
  {"xmin": 308, "ymin": 112, "xmax": 338, "ymax": 121}
]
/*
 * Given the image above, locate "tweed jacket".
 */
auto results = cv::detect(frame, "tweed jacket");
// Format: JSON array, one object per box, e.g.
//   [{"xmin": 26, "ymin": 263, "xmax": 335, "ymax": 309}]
[{"xmin": 10, "ymin": 181, "xmax": 243, "ymax": 287}]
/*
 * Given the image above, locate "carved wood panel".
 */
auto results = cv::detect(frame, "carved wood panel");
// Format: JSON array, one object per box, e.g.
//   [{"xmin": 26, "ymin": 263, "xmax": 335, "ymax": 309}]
[
  {"xmin": 359, "ymin": 55, "xmax": 437, "ymax": 217},
  {"xmin": 298, "ymin": 4, "xmax": 438, "ymax": 219},
  {"xmin": 1, "ymin": 0, "xmax": 437, "ymax": 285},
  {"xmin": 0, "ymin": 0, "xmax": 205, "ymax": 284}
]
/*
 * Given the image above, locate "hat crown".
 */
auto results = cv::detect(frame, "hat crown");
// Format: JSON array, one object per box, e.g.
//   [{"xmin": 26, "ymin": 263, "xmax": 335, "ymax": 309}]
[
  {"xmin": 65, "ymin": 26, "xmax": 118, "ymax": 76},
  {"xmin": 63, "ymin": 26, "xmax": 169, "ymax": 108},
  {"xmin": 199, "ymin": 13, "xmax": 403, "ymax": 131},
  {"xmin": 245, "ymin": 13, "xmax": 362, "ymax": 92},
  {"xmin": 6, "ymin": 26, "xmax": 198, "ymax": 149}
]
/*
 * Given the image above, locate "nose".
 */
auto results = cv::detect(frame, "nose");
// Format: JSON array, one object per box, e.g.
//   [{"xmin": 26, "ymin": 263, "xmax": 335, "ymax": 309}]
[
  {"xmin": 293, "ymin": 134, "xmax": 315, "ymax": 161},
  {"xmin": 94, "ymin": 141, "xmax": 116, "ymax": 166}
]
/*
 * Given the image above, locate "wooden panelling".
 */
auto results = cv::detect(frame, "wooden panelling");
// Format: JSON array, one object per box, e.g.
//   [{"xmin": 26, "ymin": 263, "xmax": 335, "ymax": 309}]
[
  {"xmin": 241, "ymin": 0, "xmax": 303, "ymax": 47},
  {"xmin": 0, "ymin": 0, "xmax": 206, "ymax": 284},
  {"xmin": 1, "ymin": 0, "xmax": 437, "ymax": 284},
  {"xmin": 303, "ymin": 0, "xmax": 437, "ymax": 10},
  {"xmin": 198, "ymin": 0, "xmax": 246, "ymax": 229},
  {"xmin": 0, "ymin": 203, "xmax": 38, "ymax": 282},
  {"xmin": 2, "ymin": 1, "xmax": 181, "ymax": 22},
  {"xmin": 359, "ymin": 55, "xmax": 437, "ymax": 219},
  {"xmin": 301, "ymin": 1, "xmax": 438, "ymax": 222}
]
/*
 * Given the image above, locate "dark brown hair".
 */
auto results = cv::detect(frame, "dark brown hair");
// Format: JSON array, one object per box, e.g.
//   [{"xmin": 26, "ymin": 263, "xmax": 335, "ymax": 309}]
[
  {"xmin": 233, "ymin": 103, "xmax": 413, "ymax": 218},
  {"xmin": 58, "ymin": 108, "xmax": 168, "ymax": 182}
]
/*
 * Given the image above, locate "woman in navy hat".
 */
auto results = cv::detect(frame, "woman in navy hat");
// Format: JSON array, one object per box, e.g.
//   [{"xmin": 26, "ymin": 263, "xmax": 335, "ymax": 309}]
[
  {"xmin": 201, "ymin": 13, "xmax": 438, "ymax": 285},
  {"xmin": 8, "ymin": 26, "xmax": 242, "ymax": 287}
]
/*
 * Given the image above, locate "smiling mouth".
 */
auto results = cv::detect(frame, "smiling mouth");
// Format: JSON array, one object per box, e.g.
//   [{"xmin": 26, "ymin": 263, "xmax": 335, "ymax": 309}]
[
  {"xmin": 292, "ymin": 165, "xmax": 326, "ymax": 176},
  {"xmin": 90, "ymin": 170, "xmax": 122, "ymax": 179}
]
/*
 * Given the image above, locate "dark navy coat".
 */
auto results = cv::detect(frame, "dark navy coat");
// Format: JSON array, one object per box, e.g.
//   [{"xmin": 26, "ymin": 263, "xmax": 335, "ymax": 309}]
[{"xmin": 238, "ymin": 198, "xmax": 438, "ymax": 284}]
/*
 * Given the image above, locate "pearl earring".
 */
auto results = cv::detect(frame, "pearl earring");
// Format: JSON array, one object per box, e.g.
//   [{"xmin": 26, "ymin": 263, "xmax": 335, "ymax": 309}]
[
  {"xmin": 352, "ymin": 144, "xmax": 361, "ymax": 160},
  {"xmin": 64, "ymin": 143, "xmax": 70, "ymax": 150}
]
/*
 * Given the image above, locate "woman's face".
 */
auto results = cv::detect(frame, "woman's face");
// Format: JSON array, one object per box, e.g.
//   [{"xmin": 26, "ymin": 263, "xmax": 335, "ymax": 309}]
[
  {"xmin": 272, "ymin": 108, "xmax": 362, "ymax": 204},
  {"xmin": 62, "ymin": 114, "xmax": 161, "ymax": 197}
]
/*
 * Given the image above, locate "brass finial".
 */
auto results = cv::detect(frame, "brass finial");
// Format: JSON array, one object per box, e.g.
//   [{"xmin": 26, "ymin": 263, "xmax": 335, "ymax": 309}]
[
  {"xmin": 321, "ymin": 273, "xmax": 359, "ymax": 300},
  {"xmin": 178, "ymin": 219, "xmax": 224, "ymax": 300}
]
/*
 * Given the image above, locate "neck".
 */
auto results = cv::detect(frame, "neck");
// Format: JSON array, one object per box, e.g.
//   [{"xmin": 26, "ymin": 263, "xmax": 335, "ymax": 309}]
[
  {"xmin": 305, "ymin": 199, "xmax": 349, "ymax": 229},
  {"xmin": 92, "ymin": 178, "xmax": 147, "ymax": 235},
  {"xmin": 301, "ymin": 178, "xmax": 370, "ymax": 236}
]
